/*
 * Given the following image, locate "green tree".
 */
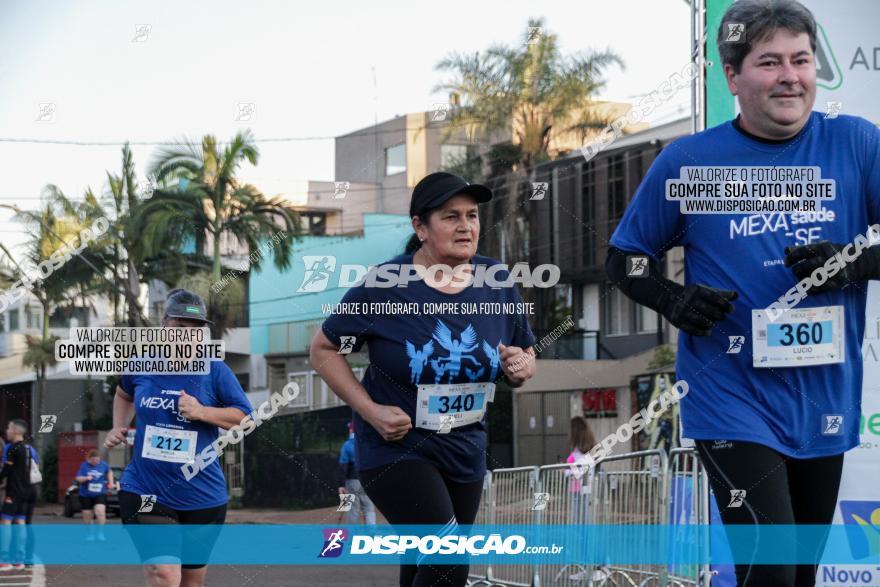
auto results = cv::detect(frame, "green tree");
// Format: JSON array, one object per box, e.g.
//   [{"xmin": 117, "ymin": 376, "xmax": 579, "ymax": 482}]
[
  {"xmin": 142, "ymin": 131, "xmax": 302, "ymax": 335},
  {"xmin": 433, "ymin": 18, "xmax": 623, "ymax": 262},
  {"xmin": 649, "ymin": 345, "xmax": 676, "ymax": 371},
  {"xmin": 434, "ymin": 17, "xmax": 623, "ymax": 171},
  {"xmin": 85, "ymin": 143, "xmax": 188, "ymax": 326},
  {"xmin": 0, "ymin": 190, "xmax": 98, "ymax": 440}
]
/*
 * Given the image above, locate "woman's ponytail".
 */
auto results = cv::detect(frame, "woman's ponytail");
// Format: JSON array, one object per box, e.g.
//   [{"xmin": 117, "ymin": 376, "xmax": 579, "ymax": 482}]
[{"xmin": 404, "ymin": 233, "xmax": 423, "ymax": 255}]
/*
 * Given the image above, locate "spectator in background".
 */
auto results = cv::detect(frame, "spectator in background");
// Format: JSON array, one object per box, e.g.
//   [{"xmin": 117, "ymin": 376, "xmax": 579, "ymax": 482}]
[
  {"xmin": 564, "ymin": 416, "xmax": 596, "ymax": 524},
  {"xmin": 337, "ymin": 421, "xmax": 376, "ymax": 526},
  {"xmin": 0, "ymin": 419, "xmax": 37, "ymax": 571},
  {"xmin": 0, "ymin": 429, "xmax": 38, "ymax": 569}
]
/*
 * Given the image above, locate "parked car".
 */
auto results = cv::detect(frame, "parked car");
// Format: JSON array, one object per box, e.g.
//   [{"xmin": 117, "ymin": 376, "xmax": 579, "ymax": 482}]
[{"xmin": 63, "ymin": 466, "xmax": 123, "ymax": 518}]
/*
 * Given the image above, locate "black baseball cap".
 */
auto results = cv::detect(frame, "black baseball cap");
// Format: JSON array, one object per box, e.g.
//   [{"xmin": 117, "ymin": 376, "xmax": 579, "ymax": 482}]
[
  {"xmin": 409, "ymin": 172, "xmax": 493, "ymax": 218},
  {"xmin": 164, "ymin": 288, "xmax": 213, "ymax": 325}
]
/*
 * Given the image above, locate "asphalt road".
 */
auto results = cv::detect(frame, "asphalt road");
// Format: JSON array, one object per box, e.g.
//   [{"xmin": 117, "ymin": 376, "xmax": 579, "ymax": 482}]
[{"xmin": 0, "ymin": 511, "xmax": 401, "ymax": 587}]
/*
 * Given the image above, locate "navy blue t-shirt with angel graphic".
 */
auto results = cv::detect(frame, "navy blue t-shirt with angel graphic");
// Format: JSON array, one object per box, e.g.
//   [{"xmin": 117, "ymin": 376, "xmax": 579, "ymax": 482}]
[{"xmin": 321, "ymin": 253, "xmax": 535, "ymax": 483}]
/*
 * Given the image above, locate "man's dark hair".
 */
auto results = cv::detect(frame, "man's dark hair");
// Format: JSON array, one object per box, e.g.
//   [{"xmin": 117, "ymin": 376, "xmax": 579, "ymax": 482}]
[
  {"xmin": 10, "ymin": 419, "xmax": 28, "ymax": 435},
  {"xmin": 717, "ymin": 0, "xmax": 817, "ymax": 74}
]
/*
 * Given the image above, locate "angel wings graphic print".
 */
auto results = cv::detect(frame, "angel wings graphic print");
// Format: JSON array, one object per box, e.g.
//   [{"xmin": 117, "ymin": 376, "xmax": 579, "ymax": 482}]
[
  {"xmin": 321, "ymin": 253, "xmax": 535, "ymax": 482},
  {"xmin": 406, "ymin": 320, "xmax": 502, "ymax": 386}
]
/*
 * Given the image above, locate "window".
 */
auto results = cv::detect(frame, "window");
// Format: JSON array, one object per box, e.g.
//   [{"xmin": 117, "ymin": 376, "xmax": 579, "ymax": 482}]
[
  {"xmin": 440, "ymin": 144, "xmax": 479, "ymax": 171},
  {"xmin": 440, "ymin": 144, "xmax": 467, "ymax": 169},
  {"xmin": 604, "ymin": 285, "xmax": 656, "ymax": 336},
  {"xmin": 604, "ymin": 286, "xmax": 630, "ymax": 336},
  {"xmin": 551, "ymin": 284, "xmax": 573, "ymax": 323},
  {"xmin": 8, "ymin": 309, "xmax": 19, "ymax": 331},
  {"xmin": 49, "ymin": 307, "xmax": 89, "ymax": 329},
  {"xmin": 635, "ymin": 303, "xmax": 658, "ymax": 333},
  {"xmin": 300, "ymin": 211, "xmax": 326, "ymax": 236},
  {"xmin": 286, "ymin": 372, "xmax": 311, "ymax": 408},
  {"xmin": 385, "ymin": 144, "xmax": 406, "ymax": 176},
  {"xmin": 582, "ymin": 163, "xmax": 597, "ymax": 266},
  {"xmin": 607, "ymin": 154, "xmax": 626, "ymax": 228},
  {"xmin": 25, "ymin": 307, "xmax": 41, "ymax": 330}
]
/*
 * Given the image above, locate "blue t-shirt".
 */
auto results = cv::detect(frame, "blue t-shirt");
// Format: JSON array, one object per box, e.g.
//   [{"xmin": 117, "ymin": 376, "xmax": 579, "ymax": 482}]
[
  {"xmin": 77, "ymin": 460, "xmax": 110, "ymax": 497},
  {"xmin": 610, "ymin": 111, "xmax": 880, "ymax": 458},
  {"xmin": 322, "ymin": 253, "xmax": 536, "ymax": 483},
  {"xmin": 1, "ymin": 444, "xmax": 37, "ymax": 465},
  {"xmin": 120, "ymin": 361, "xmax": 252, "ymax": 510},
  {"xmin": 339, "ymin": 435, "xmax": 356, "ymax": 480}
]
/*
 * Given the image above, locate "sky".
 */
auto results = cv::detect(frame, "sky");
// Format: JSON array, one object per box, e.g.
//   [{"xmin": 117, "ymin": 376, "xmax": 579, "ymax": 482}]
[{"xmin": 0, "ymin": 0, "xmax": 693, "ymax": 258}]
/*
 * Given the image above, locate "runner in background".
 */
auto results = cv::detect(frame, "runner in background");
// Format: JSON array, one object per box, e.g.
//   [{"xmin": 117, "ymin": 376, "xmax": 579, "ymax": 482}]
[
  {"xmin": 337, "ymin": 421, "xmax": 376, "ymax": 526},
  {"xmin": 74, "ymin": 450, "xmax": 115, "ymax": 541}
]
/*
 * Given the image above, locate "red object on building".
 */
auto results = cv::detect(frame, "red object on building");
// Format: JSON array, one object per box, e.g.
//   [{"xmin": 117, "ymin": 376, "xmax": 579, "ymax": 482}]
[
  {"xmin": 581, "ymin": 388, "xmax": 618, "ymax": 416},
  {"xmin": 57, "ymin": 431, "xmax": 98, "ymax": 504}
]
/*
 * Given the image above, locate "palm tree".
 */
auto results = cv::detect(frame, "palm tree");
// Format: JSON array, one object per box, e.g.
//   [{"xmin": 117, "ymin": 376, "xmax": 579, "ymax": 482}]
[
  {"xmin": 86, "ymin": 143, "xmax": 187, "ymax": 326},
  {"xmin": 434, "ymin": 17, "xmax": 624, "ymax": 171},
  {"xmin": 0, "ymin": 190, "xmax": 96, "ymax": 440},
  {"xmin": 433, "ymin": 18, "xmax": 624, "ymax": 266},
  {"xmin": 141, "ymin": 130, "xmax": 301, "ymax": 335}
]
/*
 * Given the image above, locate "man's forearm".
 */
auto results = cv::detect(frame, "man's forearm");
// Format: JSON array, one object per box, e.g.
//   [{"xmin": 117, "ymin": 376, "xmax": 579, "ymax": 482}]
[{"xmin": 605, "ymin": 246, "xmax": 682, "ymax": 315}]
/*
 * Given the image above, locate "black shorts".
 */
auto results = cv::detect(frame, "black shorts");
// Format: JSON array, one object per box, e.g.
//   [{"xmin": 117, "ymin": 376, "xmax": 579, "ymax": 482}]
[
  {"xmin": 118, "ymin": 490, "xmax": 227, "ymax": 570},
  {"xmin": 1, "ymin": 493, "xmax": 35, "ymax": 522},
  {"xmin": 78, "ymin": 494, "xmax": 107, "ymax": 510}
]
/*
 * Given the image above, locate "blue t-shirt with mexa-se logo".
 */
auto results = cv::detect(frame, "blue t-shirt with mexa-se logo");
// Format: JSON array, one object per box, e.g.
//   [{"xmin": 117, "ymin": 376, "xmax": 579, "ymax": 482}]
[
  {"xmin": 610, "ymin": 112, "xmax": 880, "ymax": 459},
  {"xmin": 322, "ymin": 253, "xmax": 536, "ymax": 483},
  {"xmin": 120, "ymin": 361, "xmax": 252, "ymax": 510}
]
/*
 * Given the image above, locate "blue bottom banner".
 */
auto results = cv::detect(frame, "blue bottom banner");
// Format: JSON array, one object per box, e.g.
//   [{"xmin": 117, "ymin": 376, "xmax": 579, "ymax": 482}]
[{"xmin": 0, "ymin": 524, "xmax": 876, "ymax": 565}]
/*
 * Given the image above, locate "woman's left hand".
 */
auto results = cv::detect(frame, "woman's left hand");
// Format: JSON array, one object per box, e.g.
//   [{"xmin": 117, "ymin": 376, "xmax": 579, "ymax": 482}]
[{"xmin": 499, "ymin": 344, "xmax": 535, "ymax": 387}]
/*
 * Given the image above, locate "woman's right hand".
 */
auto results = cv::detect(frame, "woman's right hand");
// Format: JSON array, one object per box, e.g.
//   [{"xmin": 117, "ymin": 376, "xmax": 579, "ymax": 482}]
[
  {"xmin": 104, "ymin": 427, "xmax": 128, "ymax": 449},
  {"xmin": 364, "ymin": 403, "xmax": 412, "ymax": 442}
]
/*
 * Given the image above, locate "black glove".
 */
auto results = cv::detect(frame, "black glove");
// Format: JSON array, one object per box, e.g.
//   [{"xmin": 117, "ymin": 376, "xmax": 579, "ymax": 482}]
[
  {"xmin": 661, "ymin": 284, "xmax": 738, "ymax": 337},
  {"xmin": 783, "ymin": 241, "xmax": 863, "ymax": 294}
]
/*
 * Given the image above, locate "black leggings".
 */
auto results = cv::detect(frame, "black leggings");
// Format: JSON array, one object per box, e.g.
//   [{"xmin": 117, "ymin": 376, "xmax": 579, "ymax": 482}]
[
  {"xmin": 359, "ymin": 460, "xmax": 484, "ymax": 587},
  {"xmin": 696, "ymin": 440, "xmax": 844, "ymax": 587}
]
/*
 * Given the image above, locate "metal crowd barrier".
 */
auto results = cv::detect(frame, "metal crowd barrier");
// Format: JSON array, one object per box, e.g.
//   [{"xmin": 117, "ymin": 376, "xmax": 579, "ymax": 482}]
[
  {"xmin": 667, "ymin": 448, "xmax": 713, "ymax": 587},
  {"xmin": 466, "ymin": 448, "xmax": 711, "ymax": 587}
]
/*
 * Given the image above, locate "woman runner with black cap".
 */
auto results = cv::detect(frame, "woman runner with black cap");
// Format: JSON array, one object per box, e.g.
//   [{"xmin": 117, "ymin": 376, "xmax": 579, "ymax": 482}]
[{"xmin": 311, "ymin": 171, "xmax": 537, "ymax": 586}]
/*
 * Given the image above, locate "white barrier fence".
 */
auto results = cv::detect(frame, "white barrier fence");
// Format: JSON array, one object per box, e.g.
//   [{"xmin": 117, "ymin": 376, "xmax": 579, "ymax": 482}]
[{"xmin": 467, "ymin": 448, "xmax": 712, "ymax": 587}]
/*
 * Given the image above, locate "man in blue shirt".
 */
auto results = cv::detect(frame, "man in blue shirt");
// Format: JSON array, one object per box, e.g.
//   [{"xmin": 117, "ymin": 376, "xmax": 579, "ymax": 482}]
[
  {"xmin": 606, "ymin": 2, "xmax": 880, "ymax": 585},
  {"xmin": 74, "ymin": 450, "xmax": 114, "ymax": 541}
]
